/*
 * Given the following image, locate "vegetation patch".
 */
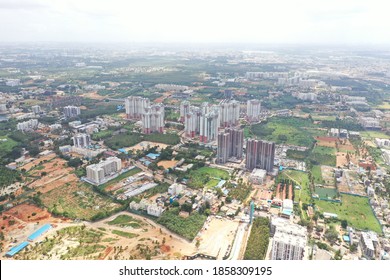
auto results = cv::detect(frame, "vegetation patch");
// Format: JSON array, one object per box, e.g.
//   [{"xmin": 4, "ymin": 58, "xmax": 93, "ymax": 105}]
[
  {"xmin": 315, "ymin": 194, "xmax": 382, "ymax": 234},
  {"xmin": 157, "ymin": 208, "xmax": 207, "ymax": 240},
  {"xmin": 244, "ymin": 217, "xmax": 270, "ymax": 260},
  {"xmin": 112, "ymin": 230, "xmax": 139, "ymax": 239}
]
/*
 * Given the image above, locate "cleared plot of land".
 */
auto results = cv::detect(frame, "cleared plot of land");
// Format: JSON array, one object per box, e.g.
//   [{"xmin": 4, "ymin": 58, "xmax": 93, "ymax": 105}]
[
  {"xmin": 197, "ymin": 217, "xmax": 239, "ymax": 259},
  {"xmin": 14, "ymin": 211, "xmax": 196, "ymax": 260},
  {"xmin": 18, "ymin": 153, "xmax": 57, "ymax": 172},
  {"xmin": 126, "ymin": 141, "xmax": 169, "ymax": 152},
  {"xmin": 99, "ymin": 167, "xmax": 142, "ymax": 191},
  {"xmin": 40, "ymin": 183, "xmax": 122, "ymax": 221},
  {"xmin": 315, "ymin": 194, "xmax": 382, "ymax": 234},
  {"xmin": 157, "ymin": 160, "xmax": 178, "ymax": 169}
]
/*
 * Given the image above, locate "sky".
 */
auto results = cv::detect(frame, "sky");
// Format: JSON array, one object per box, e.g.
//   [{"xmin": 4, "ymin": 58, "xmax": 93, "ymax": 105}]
[{"xmin": 1, "ymin": 0, "xmax": 390, "ymax": 45}]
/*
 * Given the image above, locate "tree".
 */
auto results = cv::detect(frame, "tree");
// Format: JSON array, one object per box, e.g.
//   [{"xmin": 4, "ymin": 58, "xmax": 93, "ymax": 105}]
[
  {"xmin": 341, "ymin": 220, "xmax": 348, "ymax": 229},
  {"xmin": 324, "ymin": 226, "xmax": 339, "ymax": 244}
]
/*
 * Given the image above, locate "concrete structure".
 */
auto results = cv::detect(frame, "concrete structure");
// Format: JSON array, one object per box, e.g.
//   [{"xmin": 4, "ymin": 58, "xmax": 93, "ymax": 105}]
[
  {"xmin": 31, "ymin": 105, "xmax": 41, "ymax": 114},
  {"xmin": 376, "ymin": 138, "xmax": 390, "ymax": 148},
  {"xmin": 147, "ymin": 204, "xmax": 165, "ymax": 217},
  {"xmin": 125, "ymin": 96, "xmax": 150, "ymax": 120},
  {"xmin": 245, "ymin": 139, "xmax": 275, "ymax": 172},
  {"xmin": 86, "ymin": 157, "xmax": 122, "ymax": 185},
  {"xmin": 249, "ymin": 168, "xmax": 267, "ymax": 184},
  {"xmin": 142, "ymin": 104, "xmax": 164, "ymax": 134},
  {"xmin": 0, "ymin": 103, "xmax": 7, "ymax": 114},
  {"xmin": 168, "ymin": 183, "xmax": 184, "ymax": 196},
  {"xmin": 271, "ymin": 222, "xmax": 307, "ymax": 260},
  {"xmin": 360, "ymin": 117, "xmax": 381, "ymax": 130},
  {"xmin": 63, "ymin": 106, "xmax": 80, "ymax": 118},
  {"xmin": 217, "ymin": 128, "xmax": 243, "ymax": 164},
  {"xmin": 16, "ymin": 119, "xmax": 39, "ymax": 131},
  {"xmin": 246, "ymin": 99, "xmax": 261, "ymax": 122},
  {"xmin": 383, "ymin": 149, "xmax": 390, "ymax": 165},
  {"xmin": 219, "ymin": 100, "xmax": 240, "ymax": 128},
  {"xmin": 180, "ymin": 100, "xmax": 191, "ymax": 122},
  {"xmin": 360, "ymin": 231, "xmax": 379, "ymax": 259},
  {"xmin": 72, "ymin": 133, "xmax": 91, "ymax": 148},
  {"xmin": 199, "ymin": 111, "xmax": 219, "ymax": 143}
]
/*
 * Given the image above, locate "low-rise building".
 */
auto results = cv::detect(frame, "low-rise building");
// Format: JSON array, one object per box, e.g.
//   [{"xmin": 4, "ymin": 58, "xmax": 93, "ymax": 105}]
[
  {"xmin": 249, "ymin": 168, "xmax": 267, "ymax": 184},
  {"xmin": 360, "ymin": 231, "xmax": 379, "ymax": 259}
]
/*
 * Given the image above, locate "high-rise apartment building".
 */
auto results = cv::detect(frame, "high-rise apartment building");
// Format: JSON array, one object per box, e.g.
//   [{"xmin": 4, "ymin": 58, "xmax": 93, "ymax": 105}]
[
  {"xmin": 217, "ymin": 128, "xmax": 243, "ymax": 164},
  {"xmin": 219, "ymin": 100, "xmax": 240, "ymax": 128},
  {"xmin": 246, "ymin": 99, "xmax": 261, "ymax": 122},
  {"xmin": 17, "ymin": 119, "xmax": 39, "ymax": 131},
  {"xmin": 32, "ymin": 105, "xmax": 41, "ymax": 115},
  {"xmin": 86, "ymin": 157, "xmax": 122, "ymax": 185},
  {"xmin": 199, "ymin": 111, "xmax": 219, "ymax": 143},
  {"xmin": 64, "ymin": 106, "xmax": 80, "ymax": 118},
  {"xmin": 125, "ymin": 96, "xmax": 150, "ymax": 120},
  {"xmin": 72, "ymin": 133, "xmax": 91, "ymax": 148},
  {"xmin": 245, "ymin": 139, "xmax": 275, "ymax": 172},
  {"xmin": 179, "ymin": 100, "xmax": 191, "ymax": 122},
  {"xmin": 142, "ymin": 104, "xmax": 164, "ymax": 134},
  {"xmin": 271, "ymin": 222, "xmax": 307, "ymax": 260}
]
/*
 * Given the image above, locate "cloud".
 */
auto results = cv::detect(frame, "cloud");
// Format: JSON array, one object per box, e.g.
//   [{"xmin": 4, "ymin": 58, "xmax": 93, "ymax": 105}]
[{"xmin": 0, "ymin": 0, "xmax": 47, "ymax": 10}]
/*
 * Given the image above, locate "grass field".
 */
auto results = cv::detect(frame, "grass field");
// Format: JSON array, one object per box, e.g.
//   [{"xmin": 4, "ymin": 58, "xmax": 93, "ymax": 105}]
[
  {"xmin": 0, "ymin": 136, "xmax": 18, "ymax": 159},
  {"xmin": 315, "ymin": 194, "xmax": 382, "ymax": 234},
  {"xmin": 187, "ymin": 167, "xmax": 229, "ymax": 189},
  {"xmin": 41, "ymin": 183, "xmax": 122, "ymax": 220},
  {"xmin": 360, "ymin": 130, "xmax": 390, "ymax": 140},
  {"xmin": 312, "ymin": 146, "xmax": 336, "ymax": 155},
  {"xmin": 279, "ymin": 170, "xmax": 311, "ymax": 204},
  {"xmin": 107, "ymin": 214, "xmax": 144, "ymax": 228},
  {"xmin": 312, "ymin": 165, "xmax": 324, "ymax": 184},
  {"xmin": 250, "ymin": 117, "xmax": 316, "ymax": 147},
  {"xmin": 111, "ymin": 229, "xmax": 139, "ymax": 239}
]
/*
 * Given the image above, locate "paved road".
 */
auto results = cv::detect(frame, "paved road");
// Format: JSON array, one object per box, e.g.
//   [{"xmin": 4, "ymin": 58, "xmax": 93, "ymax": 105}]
[{"xmin": 228, "ymin": 222, "xmax": 247, "ymax": 260}]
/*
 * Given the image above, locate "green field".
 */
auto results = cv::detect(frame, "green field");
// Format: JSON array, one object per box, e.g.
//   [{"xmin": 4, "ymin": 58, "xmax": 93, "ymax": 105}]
[
  {"xmin": 250, "ymin": 117, "xmax": 316, "ymax": 147},
  {"xmin": 312, "ymin": 146, "xmax": 336, "ymax": 155},
  {"xmin": 112, "ymin": 230, "xmax": 139, "ymax": 239},
  {"xmin": 360, "ymin": 130, "xmax": 390, "ymax": 140},
  {"xmin": 315, "ymin": 194, "xmax": 382, "ymax": 234},
  {"xmin": 107, "ymin": 214, "xmax": 144, "ymax": 228},
  {"xmin": 312, "ymin": 165, "xmax": 324, "ymax": 184},
  {"xmin": 278, "ymin": 170, "xmax": 311, "ymax": 204},
  {"xmin": 0, "ymin": 136, "xmax": 18, "ymax": 160},
  {"xmin": 314, "ymin": 187, "xmax": 338, "ymax": 200},
  {"xmin": 187, "ymin": 167, "xmax": 229, "ymax": 189}
]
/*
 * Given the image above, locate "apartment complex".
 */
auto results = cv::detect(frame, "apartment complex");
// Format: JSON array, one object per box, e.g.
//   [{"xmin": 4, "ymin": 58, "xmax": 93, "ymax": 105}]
[
  {"xmin": 246, "ymin": 99, "xmax": 261, "ymax": 122},
  {"xmin": 125, "ymin": 96, "xmax": 150, "ymax": 120},
  {"xmin": 199, "ymin": 111, "xmax": 219, "ymax": 143},
  {"xmin": 63, "ymin": 106, "xmax": 80, "ymax": 118},
  {"xmin": 16, "ymin": 119, "xmax": 39, "ymax": 131},
  {"xmin": 141, "ymin": 104, "xmax": 165, "ymax": 134},
  {"xmin": 180, "ymin": 100, "xmax": 191, "ymax": 122},
  {"xmin": 72, "ymin": 133, "xmax": 91, "ymax": 148},
  {"xmin": 219, "ymin": 100, "xmax": 240, "ymax": 128},
  {"xmin": 271, "ymin": 219, "xmax": 307, "ymax": 260},
  {"xmin": 217, "ymin": 128, "xmax": 243, "ymax": 164},
  {"xmin": 245, "ymin": 139, "xmax": 275, "ymax": 172},
  {"xmin": 86, "ymin": 157, "xmax": 122, "ymax": 185}
]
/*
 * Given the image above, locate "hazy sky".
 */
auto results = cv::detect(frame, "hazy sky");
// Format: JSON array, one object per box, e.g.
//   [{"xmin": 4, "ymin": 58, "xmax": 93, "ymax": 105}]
[{"xmin": 1, "ymin": 0, "xmax": 390, "ymax": 44}]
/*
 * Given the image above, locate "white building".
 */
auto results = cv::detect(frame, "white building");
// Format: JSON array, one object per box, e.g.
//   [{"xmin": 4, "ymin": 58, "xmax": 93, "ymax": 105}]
[
  {"xmin": 141, "ymin": 104, "xmax": 164, "ymax": 134},
  {"xmin": 64, "ymin": 106, "xmax": 80, "ymax": 118},
  {"xmin": 86, "ymin": 157, "xmax": 122, "ymax": 185},
  {"xmin": 6, "ymin": 79, "xmax": 20, "ymax": 87},
  {"xmin": 147, "ymin": 203, "xmax": 165, "ymax": 217},
  {"xmin": 246, "ymin": 99, "xmax": 261, "ymax": 122},
  {"xmin": 249, "ymin": 168, "xmax": 267, "ymax": 184},
  {"xmin": 168, "ymin": 183, "xmax": 184, "ymax": 196},
  {"xmin": 31, "ymin": 105, "xmax": 41, "ymax": 114},
  {"xmin": 16, "ymin": 119, "xmax": 39, "ymax": 131},
  {"xmin": 199, "ymin": 111, "xmax": 219, "ymax": 143},
  {"xmin": 383, "ymin": 149, "xmax": 390, "ymax": 165},
  {"xmin": 271, "ymin": 222, "xmax": 307, "ymax": 260},
  {"xmin": 180, "ymin": 100, "xmax": 191, "ymax": 122},
  {"xmin": 49, "ymin": 124, "xmax": 62, "ymax": 132},
  {"xmin": 360, "ymin": 231, "xmax": 379, "ymax": 259},
  {"xmin": 125, "ymin": 96, "xmax": 150, "ymax": 120},
  {"xmin": 376, "ymin": 138, "xmax": 390, "ymax": 148},
  {"xmin": 219, "ymin": 100, "xmax": 240, "ymax": 128},
  {"xmin": 72, "ymin": 133, "xmax": 91, "ymax": 148}
]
